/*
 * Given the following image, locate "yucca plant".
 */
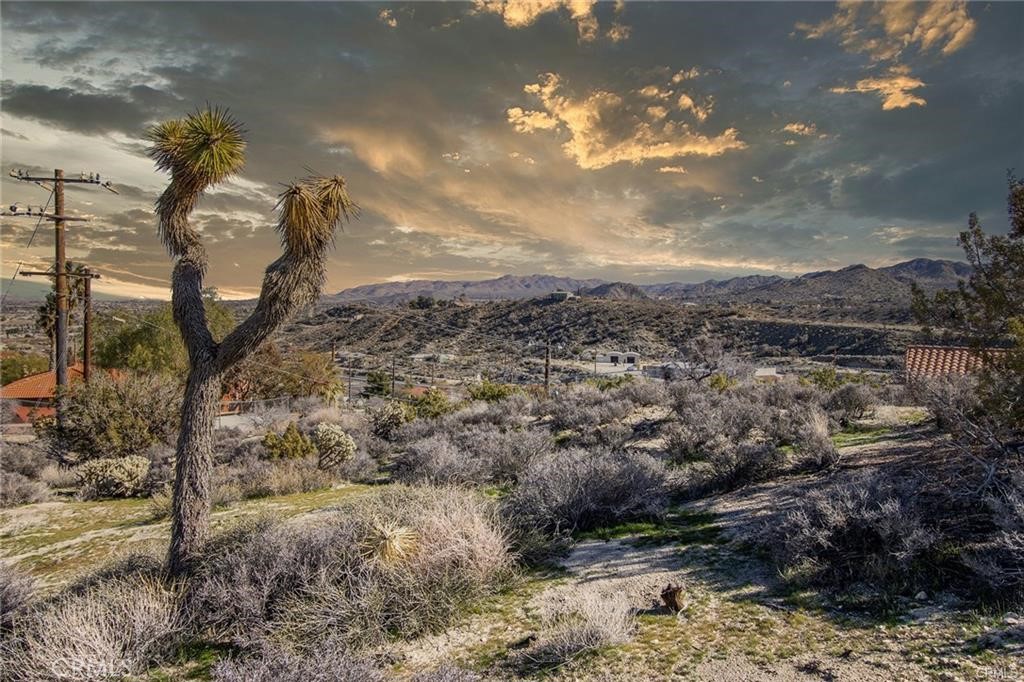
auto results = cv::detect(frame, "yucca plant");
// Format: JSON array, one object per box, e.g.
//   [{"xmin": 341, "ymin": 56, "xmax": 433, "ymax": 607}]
[
  {"xmin": 147, "ymin": 106, "xmax": 357, "ymax": 575},
  {"xmin": 360, "ymin": 519, "xmax": 418, "ymax": 563}
]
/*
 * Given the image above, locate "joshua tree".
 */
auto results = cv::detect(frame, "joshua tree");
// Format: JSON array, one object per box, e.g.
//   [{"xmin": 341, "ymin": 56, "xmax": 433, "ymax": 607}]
[{"xmin": 147, "ymin": 107, "xmax": 356, "ymax": 575}]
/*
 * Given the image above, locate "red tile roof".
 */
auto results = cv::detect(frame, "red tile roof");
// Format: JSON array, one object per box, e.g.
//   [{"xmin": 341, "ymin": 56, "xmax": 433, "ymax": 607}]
[
  {"xmin": 904, "ymin": 345, "xmax": 1006, "ymax": 378},
  {"xmin": 0, "ymin": 363, "xmax": 86, "ymax": 400}
]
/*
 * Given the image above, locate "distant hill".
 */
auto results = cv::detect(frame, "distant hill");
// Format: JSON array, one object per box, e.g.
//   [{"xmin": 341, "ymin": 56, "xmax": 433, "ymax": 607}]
[
  {"xmin": 582, "ymin": 282, "xmax": 649, "ymax": 300},
  {"xmin": 0, "ymin": 278, "xmax": 127, "ymax": 302},
  {"xmin": 330, "ymin": 258, "xmax": 970, "ymax": 306},
  {"xmin": 329, "ymin": 274, "xmax": 604, "ymax": 305}
]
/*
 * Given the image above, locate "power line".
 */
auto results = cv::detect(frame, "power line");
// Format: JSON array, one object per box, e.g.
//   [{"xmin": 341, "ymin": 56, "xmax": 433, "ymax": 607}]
[{"xmin": 0, "ymin": 188, "xmax": 54, "ymax": 308}]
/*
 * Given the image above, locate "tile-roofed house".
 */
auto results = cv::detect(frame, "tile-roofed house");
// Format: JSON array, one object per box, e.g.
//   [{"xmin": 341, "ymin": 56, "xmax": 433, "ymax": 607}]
[
  {"xmin": 904, "ymin": 345, "xmax": 1007, "ymax": 379},
  {"xmin": 0, "ymin": 363, "xmax": 86, "ymax": 423}
]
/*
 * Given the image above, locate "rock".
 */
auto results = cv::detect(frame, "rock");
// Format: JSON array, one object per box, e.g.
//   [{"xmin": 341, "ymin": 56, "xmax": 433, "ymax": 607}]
[{"xmin": 915, "ymin": 591, "xmax": 928, "ymax": 600}]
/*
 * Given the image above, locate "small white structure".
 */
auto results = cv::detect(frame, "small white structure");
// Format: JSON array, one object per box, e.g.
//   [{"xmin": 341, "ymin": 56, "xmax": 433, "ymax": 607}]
[
  {"xmin": 754, "ymin": 367, "xmax": 781, "ymax": 382},
  {"xmin": 595, "ymin": 351, "xmax": 640, "ymax": 367},
  {"xmin": 549, "ymin": 290, "xmax": 577, "ymax": 302}
]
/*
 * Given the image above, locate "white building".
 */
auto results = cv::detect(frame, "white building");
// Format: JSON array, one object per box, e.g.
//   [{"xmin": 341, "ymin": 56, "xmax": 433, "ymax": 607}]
[{"xmin": 595, "ymin": 351, "xmax": 640, "ymax": 367}]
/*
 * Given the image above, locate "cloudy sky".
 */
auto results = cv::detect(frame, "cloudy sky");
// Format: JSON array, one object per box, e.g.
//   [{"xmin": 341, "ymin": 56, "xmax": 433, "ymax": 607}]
[{"xmin": 1, "ymin": 1, "xmax": 1021, "ymax": 299}]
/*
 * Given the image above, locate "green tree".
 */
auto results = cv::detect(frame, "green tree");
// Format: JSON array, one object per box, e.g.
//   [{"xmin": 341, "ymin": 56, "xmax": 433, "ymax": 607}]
[
  {"xmin": 96, "ymin": 291, "xmax": 235, "ymax": 376},
  {"xmin": 364, "ymin": 369, "xmax": 392, "ymax": 397},
  {"xmin": 262, "ymin": 422, "xmax": 317, "ymax": 460},
  {"xmin": 147, "ymin": 106, "xmax": 357, "ymax": 574},
  {"xmin": 0, "ymin": 352, "xmax": 49, "ymax": 385},
  {"xmin": 411, "ymin": 387, "xmax": 456, "ymax": 419},
  {"xmin": 912, "ymin": 174, "xmax": 1024, "ymax": 443},
  {"xmin": 36, "ymin": 372, "xmax": 180, "ymax": 465}
]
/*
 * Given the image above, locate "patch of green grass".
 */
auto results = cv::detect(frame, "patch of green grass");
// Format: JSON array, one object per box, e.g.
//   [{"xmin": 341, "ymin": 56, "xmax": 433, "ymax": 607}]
[
  {"xmin": 579, "ymin": 508, "xmax": 723, "ymax": 547},
  {"xmin": 146, "ymin": 642, "xmax": 235, "ymax": 681},
  {"xmin": 832, "ymin": 425, "xmax": 892, "ymax": 448}
]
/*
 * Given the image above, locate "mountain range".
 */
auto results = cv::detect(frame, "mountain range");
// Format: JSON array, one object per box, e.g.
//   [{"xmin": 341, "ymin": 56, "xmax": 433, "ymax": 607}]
[{"xmin": 330, "ymin": 258, "xmax": 972, "ymax": 306}]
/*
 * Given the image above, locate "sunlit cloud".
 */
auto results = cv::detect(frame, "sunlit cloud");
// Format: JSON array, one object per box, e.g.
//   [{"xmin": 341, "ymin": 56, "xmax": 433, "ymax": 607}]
[
  {"xmin": 474, "ymin": 0, "xmax": 607, "ymax": 42},
  {"xmin": 831, "ymin": 65, "xmax": 926, "ymax": 110},
  {"xmin": 378, "ymin": 8, "xmax": 398, "ymax": 28},
  {"xmin": 657, "ymin": 166, "xmax": 687, "ymax": 174},
  {"xmin": 508, "ymin": 73, "xmax": 746, "ymax": 170},
  {"xmin": 782, "ymin": 122, "xmax": 817, "ymax": 136},
  {"xmin": 798, "ymin": 1, "xmax": 975, "ymax": 111},
  {"xmin": 796, "ymin": 1, "xmax": 976, "ymax": 62}
]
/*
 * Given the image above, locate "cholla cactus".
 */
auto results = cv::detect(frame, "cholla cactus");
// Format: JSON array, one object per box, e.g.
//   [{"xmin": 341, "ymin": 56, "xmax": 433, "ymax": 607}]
[
  {"xmin": 369, "ymin": 401, "xmax": 413, "ymax": 441},
  {"xmin": 313, "ymin": 423, "xmax": 357, "ymax": 470},
  {"xmin": 75, "ymin": 456, "xmax": 151, "ymax": 498}
]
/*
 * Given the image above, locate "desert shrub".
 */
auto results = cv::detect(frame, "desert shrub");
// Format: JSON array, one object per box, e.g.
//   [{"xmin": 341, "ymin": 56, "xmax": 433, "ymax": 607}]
[
  {"xmin": 0, "ymin": 472, "xmax": 51, "ymax": 508},
  {"xmin": 3, "ymin": 576, "xmax": 182, "ymax": 682},
  {"xmin": 964, "ymin": 480, "xmax": 1024, "ymax": 599},
  {"xmin": 587, "ymin": 374, "xmax": 634, "ymax": 391},
  {"xmin": 706, "ymin": 440, "xmax": 784, "ymax": 491},
  {"xmin": 394, "ymin": 435, "xmax": 476, "ymax": 485},
  {"xmin": 141, "ymin": 444, "xmax": 176, "ymax": 496},
  {"xmin": 185, "ymin": 485, "xmax": 514, "ymax": 651},
  {"xmin": 590, "ymin": 420, "xmax": 633, "ymax": 449},
  {"xmin": 676, "ymin": 439, "xmax": 785, "ymax": 498},
  {"xmin": 794, "ymin": 408, "xmax": 840, "ymax": 470},
  {"xmin": 63, "ymin": 548, "xmax": 166, "ymax": 597},
  {"xmin": 0, "ymin": 562, "xmax": 35, "ymax": 632},
  {"xmin": 459, "ymin": 426, "xmax": 552, "ymax": 483},
  {"xmin": 148, "ymin": 485, "xmax": 173, "ymax": 520},
  {"xmin": 411, "ymin": 388, "xmax": 457, "ymax": 419},
  {"xmin": 396, "ymin": 424, "xmax": 553, "ymax": 486},
  {"xmin": 768, "ymin": 474, "xmax": 940, "ymax": 593},
  {"xmin": 525, "ymin": 588, "xmax": 634, "ymax": 666},
  {"xmin": 661, "ymin": 415, "xmax": 716, "ymax": 464},
  {"xmin": 37, "ymin": 463, "xmax": 77, "ymax": 489},
  {"xmin": 75, "ymin": 456, "xmax": 150, "ymax": 499},
  {"xmin": 211, "ymin": 640, "xmax": 384, "ymax": 682},
  {"xmin": 368, "ymin": 400, "xmax": 413, "ymax": 441},
  {"xmin": 336, "ymin": 448, "xmax": 380, "ymax": 483},
  {"xmin": 467, "ymin": 379, "xmax": 520, "ymax": 403},
  {"xmin": 213, "ymin": 456, "xmax": 334, "ymax": 501},
  {"xmin": 806, "ymin": 366, "xmax": 843, "ymax": 390},
  {"xmin": 547, "ymin": 387, "xmax": 632, "ymax": 432},
  {"xmin": 506, "ymin": 448, "xmax": 668, "ymax": 533},
  {"xmin": 35, "ymin": 372, "xmax": 179, "ymax": 464},
  {"xmin": 0, "ymin": 443, "xmax": 50, "ymax": 478},
  {"xmin": 615, "ymin": 379, "xmax": 667, "ymax": 407},
  {"xmin": 313, "ymin": 423, "xmax": 356, "ymax": 470},
  {"xmin": 262, "ymin": 423, "xmax": 316, "ymax": 460},
  {"xmin": 825, "ymin": 383, "xmax": 876, "ymax": 427}
]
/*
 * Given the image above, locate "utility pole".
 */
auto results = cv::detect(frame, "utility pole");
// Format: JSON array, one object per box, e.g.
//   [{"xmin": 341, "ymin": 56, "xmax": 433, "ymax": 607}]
[
  {"xmin": 390, "ymin": 355, "xmax": 397, "ymax": 397},
  {"xmin": 53, "ymin": 170, "xmax": 67, "ymax": 391},
  {"xmin": 544, "ymin": 338, "xmax": 551, "ymax": 396},
  {"xmin": 347, "ymin": 367, "xmax": 353, "ymax": 402},
  {"xmin": 83, "ymin": 269, "xmax": 94, "ymax": 382},
  {"xmin": 6, "ymin": 168, "xmax": 116, "ymax": 415}
]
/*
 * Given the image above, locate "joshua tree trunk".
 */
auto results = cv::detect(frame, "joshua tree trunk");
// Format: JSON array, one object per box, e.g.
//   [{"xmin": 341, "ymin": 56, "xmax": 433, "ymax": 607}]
[
  {"xmin": 148, "ymin": 107, "xmax": 357, "ymax": 575},
  {"xmin": 167, "ymin": 360, "xmax": 220, "ymax": 574}
]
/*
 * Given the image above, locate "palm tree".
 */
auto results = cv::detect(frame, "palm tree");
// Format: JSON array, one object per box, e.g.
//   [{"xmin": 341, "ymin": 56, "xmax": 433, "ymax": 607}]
[
  {"xmin": 147, "ymin": 107, "xmax": 357, "ymax": 575},
  {"xmin": 34, "ymin": 262, "xmax": 89, "ymax": 370}
]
